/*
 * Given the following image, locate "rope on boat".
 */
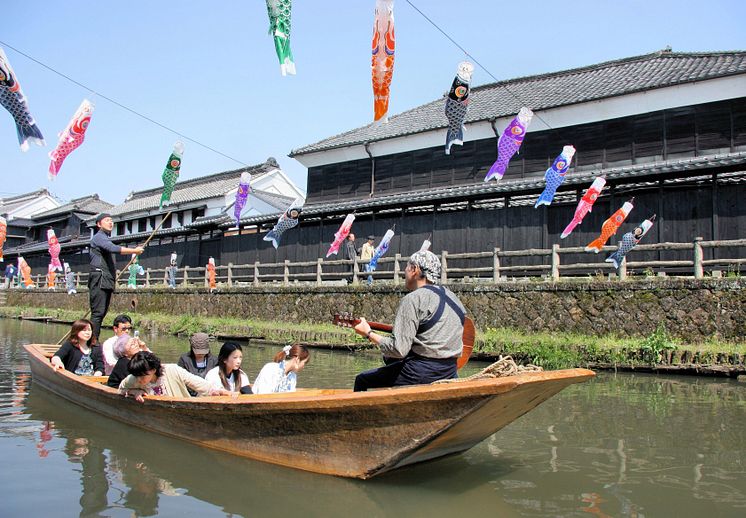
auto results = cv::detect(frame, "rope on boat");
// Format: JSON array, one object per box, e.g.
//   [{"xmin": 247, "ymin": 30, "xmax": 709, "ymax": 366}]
[{"xmin": 433, "ymin": 355, "xmax": 543, "ymax": 384}]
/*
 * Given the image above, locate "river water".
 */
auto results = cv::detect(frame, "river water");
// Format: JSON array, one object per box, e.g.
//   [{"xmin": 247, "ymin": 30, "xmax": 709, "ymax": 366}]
[{"xmin": 1, "ymin": 318, "xmax": 745, "ymax": 517}]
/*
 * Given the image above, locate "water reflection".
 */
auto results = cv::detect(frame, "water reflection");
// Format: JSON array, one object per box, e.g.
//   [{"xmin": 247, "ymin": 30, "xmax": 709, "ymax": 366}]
[{"xmin": 1, "ymin": 318, "xmax": 746, "ymax": 517}]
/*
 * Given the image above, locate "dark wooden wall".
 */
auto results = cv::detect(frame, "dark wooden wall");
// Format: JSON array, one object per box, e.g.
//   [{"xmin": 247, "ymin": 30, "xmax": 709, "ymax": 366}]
[{"xmin": 306, "ymin": 97, "xmax": 746, "ymax": 204}]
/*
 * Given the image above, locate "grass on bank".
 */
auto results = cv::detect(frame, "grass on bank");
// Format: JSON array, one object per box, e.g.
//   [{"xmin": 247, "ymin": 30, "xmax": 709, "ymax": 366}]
[
  {"xmin": 0, "ymin": 306, "xmax": 361, "ymax": 346},
  {"xmin": 2, "ymin": 306, "xmax": 743, "ymax": 369},
  {"xmin": 480, "ymin": 324, "xmax": 745, "ymax": 369}
]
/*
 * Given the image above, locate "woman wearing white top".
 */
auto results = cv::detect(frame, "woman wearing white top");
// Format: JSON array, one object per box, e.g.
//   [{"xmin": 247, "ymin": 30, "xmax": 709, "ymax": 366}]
[
  {"xmin": 205, "ymin": 342, "xmax": 252, "ymax": 394},
  {"xmin": 252, "ymin": 344, "xmax": 310, "ymax": 394}
]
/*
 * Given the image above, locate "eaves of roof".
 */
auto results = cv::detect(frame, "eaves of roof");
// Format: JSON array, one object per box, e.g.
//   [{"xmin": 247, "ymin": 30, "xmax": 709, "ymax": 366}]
[
  {"xmin": 291, "ymin": 50, "xmax": 746, "ymax": 156},
  {"xmin": 226, "ymin": 151, "xmax": 746, "ymax": 226}
]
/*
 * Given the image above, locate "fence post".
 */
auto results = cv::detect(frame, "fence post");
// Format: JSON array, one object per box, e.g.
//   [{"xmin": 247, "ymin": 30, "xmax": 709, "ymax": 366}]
[
  {"xmin": 204, "ymin": 266, "xmax": 208, "ymax": 287},
  {"xmin": 693, "ymin": 237, "xmax": 704, "ymax": 279},
  {"xmin": 352, "ymin": 257, "xmax": 359, "ymax": 286},
  {"xmin": 76, "ymin": 272, "xmax": 81, "ymax": 288},
  {"xmin": 227, "ymin": 262, "xmax": 233, "ymax": 287},
  {"xmin": 619, "ymin": 258, "xmax": 627, "ymax": 280},
  {"xmin": 316, "ymin": 258, "xmax": 323, "ymax": 286},
  {"xmin": 393, "ymin": 253, "xmax": 401, "ymax": 285},
  {"xmin": 551, "ymin": 244, "xmax": 560, "ymax": 281},
  {"xmin": 253, "ymin": 261, "xmax": 260, "ymax": 287},
  {"xmin": 145, "ymin": 269, "xmax": 150, "ymax": 287},
  {"xmin": 183, "ymin": 265, "xmax": 189, "ymax": 286},
  {"xmin": 283, "ymin": 260, "xmax": 290, "ymax": 286},
  {"xmin": 441, "ymin": 251, "xmax": 448, "ymax": 284},
  {"xmin": 493, "ymin": 247, "xmax": 501, "ymax": 283}
]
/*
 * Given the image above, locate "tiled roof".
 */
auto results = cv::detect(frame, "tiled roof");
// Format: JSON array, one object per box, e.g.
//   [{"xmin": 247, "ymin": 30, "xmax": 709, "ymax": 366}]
[
  {"xmin": 5, "ymin": 233, "xmax": 78, "ymax": 255},
  {"xmin": 31, "ymin": 194, "xmax": 113, "ymax": 220},
  {"xmin": 251, "ymin": 189, "xmax": 296, "ymax": 210},
  {"xmin": 0, "ymin": 189, "xmax": 53, "ymax": 214},
  {"xmin": 109, "ymin": 158, "xmax": 280, "ymax": 216},
  {"xmin": 110, "ymin": 226, "xmax": 193, "ymax": 243},
  {"xmin": 5, "ymin": 217, "xmax": 34, "ymax": 228},
  {"xmin": 188, "ymin": 188, "xmax": 297, "ymax": 229},
  {"xmin": 291, "ymin": 50, "xmax": 746, "ymax": 155},
  {"xmin": 223, "ymin": 151, "xmax": 746, "ymax": 226}
]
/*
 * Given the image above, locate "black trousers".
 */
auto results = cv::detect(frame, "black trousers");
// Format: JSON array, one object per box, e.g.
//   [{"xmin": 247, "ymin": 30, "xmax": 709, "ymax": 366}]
[
  {"xmin": 353, "ymin": 354, "xmax": 457, "ymax": 392},
  {"xmin": 89, "ymin": 284, "xmax": 112, "ymax": 341}
]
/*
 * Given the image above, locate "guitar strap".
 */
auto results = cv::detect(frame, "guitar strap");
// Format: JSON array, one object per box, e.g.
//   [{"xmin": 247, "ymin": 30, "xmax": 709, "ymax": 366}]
[{"xmin": 417, "ymin": 285, "xmax": 465, "ymax": 334}]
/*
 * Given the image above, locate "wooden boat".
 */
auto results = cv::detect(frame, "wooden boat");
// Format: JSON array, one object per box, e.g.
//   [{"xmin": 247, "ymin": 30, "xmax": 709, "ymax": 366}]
[{"xmin": 25, "ymin": 343, "xmax": 594, "ymax": 479}]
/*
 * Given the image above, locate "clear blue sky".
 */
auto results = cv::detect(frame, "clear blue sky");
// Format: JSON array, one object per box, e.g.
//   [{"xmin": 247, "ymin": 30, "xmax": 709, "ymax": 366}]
[{"xmin": 3, "ymin": 0, "xmax": 745, "ymax": 206}]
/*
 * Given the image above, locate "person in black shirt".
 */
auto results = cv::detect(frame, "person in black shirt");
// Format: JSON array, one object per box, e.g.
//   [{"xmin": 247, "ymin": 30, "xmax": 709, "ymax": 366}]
[
  {"xmin": 107, "ymin": 334, "xmax": 149, "ymax": 388},
  {"xmin": 89, "ymin": 213, "xmax": 143, "ymax": 340}
]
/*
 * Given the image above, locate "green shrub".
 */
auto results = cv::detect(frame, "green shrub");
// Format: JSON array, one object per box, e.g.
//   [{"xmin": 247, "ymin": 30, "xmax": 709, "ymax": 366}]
[{"xmin": 639, "ymin": 323, "xmax": 678, "ymax": 363}]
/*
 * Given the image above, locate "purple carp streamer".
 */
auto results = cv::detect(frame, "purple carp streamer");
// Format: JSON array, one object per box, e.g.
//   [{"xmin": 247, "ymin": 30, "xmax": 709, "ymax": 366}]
[
  {"xmin": 484, "ymin": 107, "xmax": 533, "ymax": 182},
  {"xmin": 233, "ymin": 172, "xmax": 253, "ymax": 226}
]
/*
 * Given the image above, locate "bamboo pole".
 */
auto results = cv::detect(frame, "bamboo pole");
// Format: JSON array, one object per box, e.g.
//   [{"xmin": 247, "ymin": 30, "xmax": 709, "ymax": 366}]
[{"xmin": 55, "ymin": 211, "xmax": 173, "ymax": 345}]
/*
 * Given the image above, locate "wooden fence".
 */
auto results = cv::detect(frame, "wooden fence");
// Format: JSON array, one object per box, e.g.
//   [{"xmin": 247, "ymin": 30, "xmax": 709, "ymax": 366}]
[{"xmin": 21, "ymin": 237, "xmax": 746, "ymax": 289}]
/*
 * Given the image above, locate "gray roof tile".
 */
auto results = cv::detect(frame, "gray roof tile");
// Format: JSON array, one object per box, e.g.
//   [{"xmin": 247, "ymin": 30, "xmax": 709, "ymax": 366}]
[
  {"xmin": 31, "ymin": 194, "xmax": 114, "ymax": 220},
  {"xmin": 291, "ymin": 50, "xmax": 746, "ymax": 155},
  {"xmin": 0, "ymin": 189, "xmax": 54, "ymax": 215},
  {"xmin": 109, "ymin": 158, "xmax": 280, "ymax": 216}
]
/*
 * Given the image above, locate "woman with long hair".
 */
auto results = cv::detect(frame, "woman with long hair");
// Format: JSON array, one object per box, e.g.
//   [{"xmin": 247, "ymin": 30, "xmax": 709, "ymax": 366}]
[
  {"xmin": 51, "ymin": 319, "xmax": 104, "ymax": 376},
  {"xmin": 252, "ymin": 344, "xmax": 310, "ymax": 394},
  {"xmin": 205, "ymin": 342, "xmax": 252, "ymax": 394}
]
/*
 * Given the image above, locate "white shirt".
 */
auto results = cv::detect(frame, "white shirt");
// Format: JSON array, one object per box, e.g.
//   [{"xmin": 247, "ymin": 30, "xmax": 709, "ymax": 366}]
[
  {"xmin": 101, "ymin": 335, "xmax": 119, "ymax": 375},
  {"xmin": 205, "ymin": 367, "xmax": 250, "ymax": 392},
  {"xmin": 252, "ymin": 361, "xmax": 297, "ymax": 394}
]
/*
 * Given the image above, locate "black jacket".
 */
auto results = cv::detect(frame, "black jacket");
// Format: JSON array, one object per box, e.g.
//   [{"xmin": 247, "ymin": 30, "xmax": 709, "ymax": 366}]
[
  {"xmin": 106, "ymin": 356, "xmax": 131, "ymax": 388},
  {"xmin": 54, "ymin": 340, "xmax": 105, "ymax": 374}
]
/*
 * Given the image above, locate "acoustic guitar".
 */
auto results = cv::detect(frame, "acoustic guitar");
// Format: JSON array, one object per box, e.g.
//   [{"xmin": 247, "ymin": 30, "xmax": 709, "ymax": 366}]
[{"xmin": 333, "ymin": 313, "xmax": 475, "ymax": 369}]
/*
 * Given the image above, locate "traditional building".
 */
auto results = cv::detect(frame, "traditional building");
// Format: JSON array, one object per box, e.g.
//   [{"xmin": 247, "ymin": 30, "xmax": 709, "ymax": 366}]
[
  {"xmin": 1, "ymin": 189, "xmax": 61, "ymax": 249},
  {"xmin": 279, "ymin": 49, "xmax": 746, "ymax": 267},
  {"xmin": 6, "ymin": 194, "xmax": 114, "ymax": 269},
  {"xmin": 4, "ymin": 158, "xmax": 305, "ymax": 272},
  {"xmin": 6, "ymin": 50, "xmax": 745, "ymax": 276}
]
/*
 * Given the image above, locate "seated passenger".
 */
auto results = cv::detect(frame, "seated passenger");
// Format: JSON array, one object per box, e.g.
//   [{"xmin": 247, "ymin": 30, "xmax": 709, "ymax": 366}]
[
  {"xmin": 252, "ymin": 344, "xmax": 309, "ymax": 394},
  {"xmin": 101, "ymin": 314, "xmax": 132, "ymax": 375},
  {"xmin": 51, "ymin": 319, "xmax": 104, "ymax": 376},
  {"xmin": 106, "ymin": 334, "xmax": 149, "ymax": 388},
  {"xmin": 205, "ymin": 342, "xmax": 252, "ymax": 394},
  {"xmin": 118, "ymin": 351, "xmax": 233, "ymax": 402},
  {"xmin": 176, "ymin": 332, "xmax": 218, "ymax": 378}
]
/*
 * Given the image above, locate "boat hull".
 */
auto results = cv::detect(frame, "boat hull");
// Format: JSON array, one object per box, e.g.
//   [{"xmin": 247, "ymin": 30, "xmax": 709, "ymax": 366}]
[{"xmin": 25, "ymin": 344, "xmax": 594, "ymax": 479}]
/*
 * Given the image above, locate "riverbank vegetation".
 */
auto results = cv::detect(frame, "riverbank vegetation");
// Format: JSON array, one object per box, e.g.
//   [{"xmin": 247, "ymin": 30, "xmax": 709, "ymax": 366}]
[{"xmin": 2, "ymin": 305, "xmax": 743, "ymax": 371}]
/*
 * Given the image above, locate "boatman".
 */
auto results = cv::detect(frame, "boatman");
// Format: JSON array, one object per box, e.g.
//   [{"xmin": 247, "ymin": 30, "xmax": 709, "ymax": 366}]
[
  {"xmin": 89, "ymin": 213, "xmax": 143, "ymax": 340},
  {"xmin": 352, "ymin": 250, "xmax": 467, "ymax": 391}
]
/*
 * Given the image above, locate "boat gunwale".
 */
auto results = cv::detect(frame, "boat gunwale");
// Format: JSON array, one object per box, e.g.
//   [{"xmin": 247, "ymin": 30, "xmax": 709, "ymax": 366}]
[{"xmin": 24, "ymin": 343, "xmax": 595, "ymax": 411}]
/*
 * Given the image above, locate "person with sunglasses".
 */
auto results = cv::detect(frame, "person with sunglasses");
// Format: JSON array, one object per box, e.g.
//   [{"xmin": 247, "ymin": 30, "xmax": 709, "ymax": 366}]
[{"xmin": 101, "ymin": 314, "xmax": 133, "ymax": 375}]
